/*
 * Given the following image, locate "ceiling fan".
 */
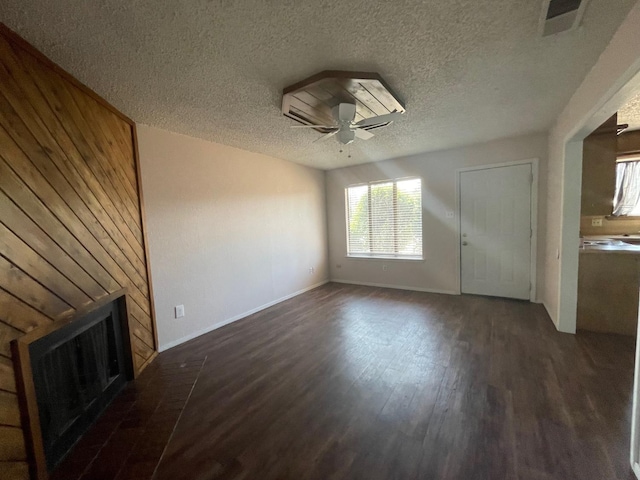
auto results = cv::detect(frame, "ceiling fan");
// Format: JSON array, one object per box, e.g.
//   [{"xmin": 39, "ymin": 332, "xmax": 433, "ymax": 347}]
[{"xmin": 291, "ymin": 103, "xmax": 403, "ymax": 144}]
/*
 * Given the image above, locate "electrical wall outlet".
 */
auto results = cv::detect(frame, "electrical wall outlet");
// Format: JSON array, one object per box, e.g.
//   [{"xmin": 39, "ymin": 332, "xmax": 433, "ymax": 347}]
[
  {"xmin": 382, "ymin": 264, "xmax": 388, "ymax": 271},
  {"xmin": 175, "ymin": 305, "xmax": 185, "ymax": 318},
  {"xmin": 591, "ymin": 218, "xmax": 603, "ymax": 227},
  {"xmin": 445, "ymin": 211, "xmax": 454, "ymax": 219},
  {"xmin": 309, "ymin": 266, "xmax": 315, "ymax": 274}
]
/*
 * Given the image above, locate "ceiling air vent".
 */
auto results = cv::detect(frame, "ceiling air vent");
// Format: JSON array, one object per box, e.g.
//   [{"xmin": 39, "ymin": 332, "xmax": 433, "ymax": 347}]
[{"xmin": 540, "ymin": 0, "xmax": 588, "ymax": 36}]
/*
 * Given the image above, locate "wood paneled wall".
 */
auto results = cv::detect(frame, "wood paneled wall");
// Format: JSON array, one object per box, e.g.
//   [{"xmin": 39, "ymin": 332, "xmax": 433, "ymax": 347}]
[{"xmin": 0, "ymin": 25, "xmax": 157, "ymax": 479}]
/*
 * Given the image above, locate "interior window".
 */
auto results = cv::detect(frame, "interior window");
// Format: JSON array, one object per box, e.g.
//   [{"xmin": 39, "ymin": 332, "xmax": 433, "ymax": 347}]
[
  {"xmin": 346, "ymin": 177, "xmax": 423, "ymax": 259},
  {"xmin": 613, "ymin": 159, "xmax": 640, "ymax": 216}
]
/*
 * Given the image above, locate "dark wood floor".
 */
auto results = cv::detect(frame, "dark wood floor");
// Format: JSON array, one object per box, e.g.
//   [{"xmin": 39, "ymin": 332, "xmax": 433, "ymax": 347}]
[{"xmin": 53, "ymin": 283, "xmax": 637, "ymax": 480}]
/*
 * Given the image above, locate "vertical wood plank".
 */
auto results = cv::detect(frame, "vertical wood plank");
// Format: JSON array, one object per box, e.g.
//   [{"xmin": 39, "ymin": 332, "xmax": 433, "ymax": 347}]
[{"xmin": 131, "ymin": 123, "xmax": 160, "ymax": 351}]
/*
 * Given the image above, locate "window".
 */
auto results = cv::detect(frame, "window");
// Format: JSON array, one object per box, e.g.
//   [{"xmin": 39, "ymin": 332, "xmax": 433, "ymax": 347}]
[
  {"xmin": 613, "ymin": 159, "xmax": 640, "ymax": 216},
  {"xmin": 346, "ymin": 177, "xmax": 422, "ymax": 259}
]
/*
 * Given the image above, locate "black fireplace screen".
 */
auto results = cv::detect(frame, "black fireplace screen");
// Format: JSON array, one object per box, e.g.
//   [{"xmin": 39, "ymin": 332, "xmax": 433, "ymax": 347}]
[{"xmin": 29, "ymin": 298, "xmax": 131, "ymax": 470}]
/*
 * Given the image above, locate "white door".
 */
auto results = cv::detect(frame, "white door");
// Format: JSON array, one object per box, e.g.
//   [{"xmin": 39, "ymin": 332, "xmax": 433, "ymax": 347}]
[{"xmin": 460, "ymin": 164, "xmax": 532, "ymax": 300}]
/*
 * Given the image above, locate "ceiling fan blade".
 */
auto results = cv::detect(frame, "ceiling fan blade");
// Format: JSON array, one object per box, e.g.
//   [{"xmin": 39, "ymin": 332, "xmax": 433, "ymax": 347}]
[
  {"xmin": 354, "ymin": 128, "xmax": 375, "ymax": 140},
  {"xmin": 313, "ymin": 130, "xmax": 339, "ymax": 143},
  {"xmin": 291, "ymin": 125, "xmax": 338, "ymax": 129},
  {"xmin": 355, "ymin": 111, "xmax": 403, "ymax": 128}
]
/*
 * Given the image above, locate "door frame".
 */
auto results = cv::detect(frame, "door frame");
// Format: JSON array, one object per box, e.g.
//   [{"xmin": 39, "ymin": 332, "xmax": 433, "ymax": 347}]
[
  {"xmin": 633, "ymin": 324, "xmax": 640, "ymax": 477},
  {"xmin": 544, "ymin": 38, "xmax": 640, "ymax": 478},
  {"xmin": 455, "ymin": 158, "xmax": 539, "ymax": 301}
]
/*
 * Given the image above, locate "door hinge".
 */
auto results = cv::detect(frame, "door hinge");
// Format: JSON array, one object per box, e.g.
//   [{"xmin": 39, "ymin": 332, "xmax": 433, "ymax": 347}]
[{"xmin": 530, "ymin": 228, "xmax": 533, "ymax": 239}]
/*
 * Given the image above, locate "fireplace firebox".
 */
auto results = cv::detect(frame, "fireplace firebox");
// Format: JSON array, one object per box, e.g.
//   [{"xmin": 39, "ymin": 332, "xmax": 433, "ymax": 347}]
[{"xmin": 12, "ymin": 290, "xmax": 134, "ymax": 478}]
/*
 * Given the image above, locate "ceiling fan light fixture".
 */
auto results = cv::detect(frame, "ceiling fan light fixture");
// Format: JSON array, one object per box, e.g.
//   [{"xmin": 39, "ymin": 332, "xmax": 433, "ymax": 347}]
[{"xmin": 337, "ymin": 129, "xmax": 356, "ymax": 145}]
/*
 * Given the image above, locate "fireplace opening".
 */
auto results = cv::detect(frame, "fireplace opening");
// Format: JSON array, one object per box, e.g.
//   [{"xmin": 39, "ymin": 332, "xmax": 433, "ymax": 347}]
[{"xmin": 13, "ymin": 291, "xmax": 134, "ymax": 474}]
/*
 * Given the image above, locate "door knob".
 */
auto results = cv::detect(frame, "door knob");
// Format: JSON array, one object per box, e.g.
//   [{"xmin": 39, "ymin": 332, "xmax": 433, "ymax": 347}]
[{"xmin": 462, "ymin": 241, "xmax": 468, "ymax": 246}]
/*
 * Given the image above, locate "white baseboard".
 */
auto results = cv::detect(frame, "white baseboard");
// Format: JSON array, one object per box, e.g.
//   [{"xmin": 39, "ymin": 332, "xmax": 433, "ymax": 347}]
[
  {"xmin": 158, "ymin": 280, "xmax": 329, "ymax": 352},
  {"xmin": 330, "ymin": 279, "xmax": 458, "ymax": 296}
]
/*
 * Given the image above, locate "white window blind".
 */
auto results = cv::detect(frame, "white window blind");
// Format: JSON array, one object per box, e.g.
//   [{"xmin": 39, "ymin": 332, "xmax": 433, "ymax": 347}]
[
  {"xmin": 613, "ymin": 160, "xmax": 640, "ymax": 216},
  {"xmin": 346, "ymin": 178, "xmax": 422, "ymax": 259}
]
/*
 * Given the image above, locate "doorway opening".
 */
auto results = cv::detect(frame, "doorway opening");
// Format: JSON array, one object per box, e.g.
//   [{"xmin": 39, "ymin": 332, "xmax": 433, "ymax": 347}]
[{"xmin": 557, "ymin": 67, "xmax": 640, "ymax": 478}]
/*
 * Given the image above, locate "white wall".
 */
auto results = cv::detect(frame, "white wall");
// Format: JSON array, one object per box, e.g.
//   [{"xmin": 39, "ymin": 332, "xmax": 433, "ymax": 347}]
[
  {"xmin": 543, "ymin": 3, "xmax": 640, "ymax": 331},
  {"xmin": 326, "ymin": 133, "xmax": 548, "ymax": 298},
  {"xmin": 137, "ymin": 125, "xmax": 329, "ymax": 350}
]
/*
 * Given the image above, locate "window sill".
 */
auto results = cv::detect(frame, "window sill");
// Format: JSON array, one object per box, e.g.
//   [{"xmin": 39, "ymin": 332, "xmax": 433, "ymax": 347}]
[
  {"xmin": 346, "ymin": 255, "xmax": 424, "ymax": 262},
  {"xmin": 605, "ymin": 215, "xmax": 640, "ymax": 221}
]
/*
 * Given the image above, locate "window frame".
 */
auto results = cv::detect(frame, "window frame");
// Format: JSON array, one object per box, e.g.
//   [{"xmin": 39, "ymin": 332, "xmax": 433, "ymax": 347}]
[
  {"xmin": 345, "ymin": 177, "xmax": 423, "ymax": 260},
  {"xmin": 612, "ymin": 156, "xmax": 640, "ymax": 218}
]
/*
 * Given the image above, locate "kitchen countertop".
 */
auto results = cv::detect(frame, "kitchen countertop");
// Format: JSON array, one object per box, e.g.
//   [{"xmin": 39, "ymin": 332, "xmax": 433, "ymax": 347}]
[{"xmin": 580, "ymin": 235, "xmax": 640, "ymax": 254}]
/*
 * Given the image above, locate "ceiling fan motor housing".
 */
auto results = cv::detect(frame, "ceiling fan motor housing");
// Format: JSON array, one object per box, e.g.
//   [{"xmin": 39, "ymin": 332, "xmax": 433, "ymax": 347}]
[{"xmin": 333, "ymin": 103, "xmax": 357, "ymax": 123}]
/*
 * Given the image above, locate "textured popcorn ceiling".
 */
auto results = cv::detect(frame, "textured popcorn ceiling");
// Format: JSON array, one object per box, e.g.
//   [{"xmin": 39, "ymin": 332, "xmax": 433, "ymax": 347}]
[
  {"xmin": 619, "ymin": 91, "xmax": 640, "ymax": 131},
  {"xmin": 0, "ymin": 0, "xmax": 636, "ymax": 169}
]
